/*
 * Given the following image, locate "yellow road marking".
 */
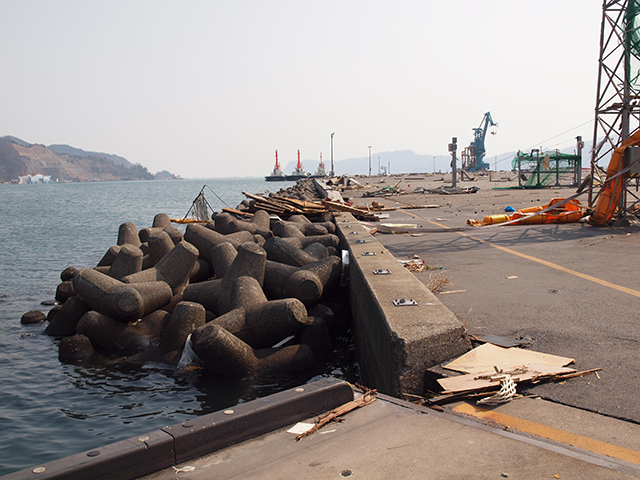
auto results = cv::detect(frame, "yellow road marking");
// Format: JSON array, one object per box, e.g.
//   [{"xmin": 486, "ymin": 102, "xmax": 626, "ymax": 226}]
[
  {"xmin": 453, "ymin": 403, "xmax": 640, "ymax": 466},
  {"xmin": 398, "ymin": 210, "xmax": 640, "ymax": 299}
]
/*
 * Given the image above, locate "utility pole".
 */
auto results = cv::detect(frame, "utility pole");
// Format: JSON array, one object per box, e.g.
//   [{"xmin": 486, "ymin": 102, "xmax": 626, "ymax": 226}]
[
  {"xmin": 449, "ymin": 137, "xmax": 458, "ymax": 188},
  {"xmin": 368, "ymin": 146, "xmax": 372, "ymax": 176},
  {"xmin": 330, "ymin": 133, "xmax": 335, "ymax": 177}
]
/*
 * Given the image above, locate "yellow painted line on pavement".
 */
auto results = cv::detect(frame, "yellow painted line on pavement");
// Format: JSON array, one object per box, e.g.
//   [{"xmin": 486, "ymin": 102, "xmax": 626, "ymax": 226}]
[
  {"xmin": 453, "ymin": 403, "xmax": 640, "ymax": 466},
  {"xmin": 398, "ymin": 210, "xmax": 640, "ymax": 299}
]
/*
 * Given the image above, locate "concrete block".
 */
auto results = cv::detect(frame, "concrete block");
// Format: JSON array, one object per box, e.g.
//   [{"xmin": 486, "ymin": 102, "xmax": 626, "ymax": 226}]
[{"xmin": 336, "ymin": 213, "xmax": 471, "ymax": 397}]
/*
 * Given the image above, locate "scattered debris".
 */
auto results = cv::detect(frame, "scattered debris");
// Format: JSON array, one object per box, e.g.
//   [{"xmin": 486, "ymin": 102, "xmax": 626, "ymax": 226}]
[
  {"xmin": 296, "ymin": 388, "xmax": 377, "ymax": 440},
  {"xmin": 427, "ymin": 271, "xmax": 453, "ymax": 293},
  {"xmin": 416, "ymin": 185, "xmax": 480, "ymax": 195},
  {"xmin": 427, "ymin": 343, "xmax": 601, "ymax": 405},
  {"xmin": 172, "ymin": 466, "xmax": 196, "ymax": 473},
  {"xmin": 471, "ymin": 334, "xmax": 530, "ymax": 348},
  {"xmin": 467, "ymin": 197, "xmax": 586, "ymax": 226}
]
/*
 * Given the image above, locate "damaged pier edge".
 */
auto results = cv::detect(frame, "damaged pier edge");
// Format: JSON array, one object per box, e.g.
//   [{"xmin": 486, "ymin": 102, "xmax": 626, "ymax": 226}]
[{"xmin": 335, "ymin": 213, "xmax": 472, "ymax": 398}]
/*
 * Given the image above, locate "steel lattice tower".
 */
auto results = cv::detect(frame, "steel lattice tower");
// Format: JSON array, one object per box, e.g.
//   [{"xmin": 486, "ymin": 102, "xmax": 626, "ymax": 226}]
[{"xmin": 589, "ymin": 0, "xmax": 640, "ymax": 214}]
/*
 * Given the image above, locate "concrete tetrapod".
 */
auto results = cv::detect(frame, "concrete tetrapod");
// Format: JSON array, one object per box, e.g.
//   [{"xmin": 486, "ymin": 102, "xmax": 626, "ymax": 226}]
[
  {"xmin": 183, "ymin": 222, "xmax": 254, "ymax": 267},
  {"xmin": 213, "ymin": 210, "xmax": 271, "ymax": 236},
  {"xmin": 108, "ymin": 244, "xmax": 143, "ymax": 280},
  {"xmin": 122, "ymin": 240, "xmax": 200, "ymax": 294},
  {"xmin": 58, "ymin": 334, "xmax": 95, "ymax": 361},
  {"xmin": 77, "ymin": 309, "xmax": 170, "ymax": 354},
  {"xmin": 45, "ymin": 295, "xmax": 91, "ymax": 337},
  {"xmin": 287, "ymin": 214, "xmax": 336, "ymax": 234},
  {"xmin": 263, "ymin": 256, "xmax": 342, "ymax": 305},
  {"xmin": 271, "ymin": 219, "xmax": 328, "ymax": 237},
  {"xmin": 281, "ymin": 233, "xmax": 340, "ymax": 250},
  {"xmin": 97, "ymin": 245, "xmax": 121, "ymax": 268},
  {"xmin": 117, "ymin": 222, "xmax": 141, "ymax": 247},
  {"xmin": 207, "ymin": 276, "xmax": 310, "ymax": 349},
  {"xmin": 183, "ymin": 242, "xmax": 267, "ymax": 314},
  {"xmin": 138, "ymin": 213, "xmax": 184, "ymax": 245},
  {"xmin": 191, "ymin": 323, "xmax": 315, "ymax": 376},
  {"xmin": 55, "ymin": 280, "xmax": 76, "ymax": 304},
  {"xmin": 210, "ymin": 242, "xmax": 238, "ymax": 279},
  {"xmin": 58, "ymin": 335, "xmax": 95, "ymax": 360},
  {"xmin": 73, "ymin": 268, "xmax": 172, "ymax": 322},
  {"xmin": 159, "ymin": 301, "xmax": 206, "ymax": 354},
  {"xmin": 263, "ymin": 236, "xmax": 325, "ymax": 267},
  {"xmin": 146, "ymin": 229, "xmax": 176, "ymax": 266}
]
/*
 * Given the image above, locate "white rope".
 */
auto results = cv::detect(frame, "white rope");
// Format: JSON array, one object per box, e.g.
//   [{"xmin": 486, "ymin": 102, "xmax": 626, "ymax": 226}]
[{"xmin": 477, "ymin": 374, "xmax": 516, "ymax": 405}]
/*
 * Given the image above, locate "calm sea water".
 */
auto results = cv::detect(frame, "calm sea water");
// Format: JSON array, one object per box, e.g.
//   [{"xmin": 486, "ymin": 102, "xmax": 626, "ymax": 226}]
[{"xmin": 0, "ymin": 178, "xmax": 358, "ymax": 475}]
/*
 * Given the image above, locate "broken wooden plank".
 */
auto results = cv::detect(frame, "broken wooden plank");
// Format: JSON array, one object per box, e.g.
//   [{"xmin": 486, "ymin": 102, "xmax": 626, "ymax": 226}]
[
  {"xmin": 296, "ymin": 389, "xmax": 377, "ymax": 440},
  {"xmin": 222, "ymin": 207, "xmax": 254, "ymax": 217},
  {"xmin": 437, "ymin": 363, "xmax": 576, "ymax": 394}
]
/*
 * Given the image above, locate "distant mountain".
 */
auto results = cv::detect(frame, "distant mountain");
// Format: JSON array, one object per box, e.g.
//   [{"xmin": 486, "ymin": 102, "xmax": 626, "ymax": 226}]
[
  {"xmin": 0, "ymin": 136, "xmax": 171, "ymax": 183},
  {"xmin": 47, "ymin": 144, "xmax": 133, "ymax": 168}
]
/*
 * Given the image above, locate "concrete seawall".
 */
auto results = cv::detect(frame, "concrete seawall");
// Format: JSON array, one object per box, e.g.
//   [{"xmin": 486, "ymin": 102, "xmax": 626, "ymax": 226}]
[{"xmin": 335, "ymin": 213, "xmax": 471, "ymax": 397}]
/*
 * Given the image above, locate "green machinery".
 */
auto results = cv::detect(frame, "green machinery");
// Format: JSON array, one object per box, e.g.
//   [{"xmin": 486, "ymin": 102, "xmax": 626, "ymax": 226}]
[{"xmin": 512, "ymin": 148, "xmax": 582, "ymax": 188}]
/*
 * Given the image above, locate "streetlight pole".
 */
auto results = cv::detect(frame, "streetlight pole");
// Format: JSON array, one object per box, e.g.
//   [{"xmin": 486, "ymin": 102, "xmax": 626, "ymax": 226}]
[
  {"xmin": 330, "ymin": 133, "xmax": 335, "ymax": 177},
  {"xmin": 368, "ymin": 145, "xmax": 372, "ymax": 176}
]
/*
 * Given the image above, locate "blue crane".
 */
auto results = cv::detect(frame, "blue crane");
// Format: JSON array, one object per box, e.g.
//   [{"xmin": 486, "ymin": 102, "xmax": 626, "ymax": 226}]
[{"xmin": 462, "ymin": 112, "xmax": 498, "ymax": 172}]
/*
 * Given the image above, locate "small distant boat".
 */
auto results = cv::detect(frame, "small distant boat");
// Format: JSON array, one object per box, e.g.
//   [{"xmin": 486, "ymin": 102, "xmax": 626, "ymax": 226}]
[{"xmin": 265, "ymin": 150, "xmax": 287, "ymax": 182}]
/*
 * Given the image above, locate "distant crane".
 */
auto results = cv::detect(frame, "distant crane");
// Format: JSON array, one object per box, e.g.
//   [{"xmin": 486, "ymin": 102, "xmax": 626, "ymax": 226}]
[{"xmin": 461, "ymin": 112, "xmax": 498, "ymax": 172}]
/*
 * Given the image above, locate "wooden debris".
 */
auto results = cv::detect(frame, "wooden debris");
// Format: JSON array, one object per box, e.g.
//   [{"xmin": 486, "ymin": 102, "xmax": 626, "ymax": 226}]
[
  {"xmin": 222, "ymin": 207, "xmax": 254, "ymax": 217},
  {"xmin": 427, "ymin": 271, "xmax": 453, "ymax": 293},
  {"xmin": 322, "ymin": 199, "xmax": 379, "ymax": 221},
  {"xmin": 428, "ymin": 368, "xmax": 602, "ymax": 405},
  {"xmin": 296, "ymin": 389, "xmax": 377, "ymax": 440}
]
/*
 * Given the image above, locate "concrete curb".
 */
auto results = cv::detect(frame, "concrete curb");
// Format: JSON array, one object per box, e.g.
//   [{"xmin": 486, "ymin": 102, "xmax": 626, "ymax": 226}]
[
  {"xmin": 2, "ymin": 377, "xmax": 353, "ymax": 480},
  {"xmin": 336, "ymin": 213, "xmax": 471, "ymax": 397}
]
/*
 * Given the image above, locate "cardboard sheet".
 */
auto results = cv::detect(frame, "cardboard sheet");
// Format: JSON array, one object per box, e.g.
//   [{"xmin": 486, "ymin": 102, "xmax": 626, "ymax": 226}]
[{"xmin": 443, "ymin": 343, "xmax": 574, "ymax": 374}]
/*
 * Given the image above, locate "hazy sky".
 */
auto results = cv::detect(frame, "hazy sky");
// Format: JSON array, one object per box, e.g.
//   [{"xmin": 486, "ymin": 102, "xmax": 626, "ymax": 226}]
[{"xmin": 0, "ymin": 1, "xmax": 603, "ymax": 178}]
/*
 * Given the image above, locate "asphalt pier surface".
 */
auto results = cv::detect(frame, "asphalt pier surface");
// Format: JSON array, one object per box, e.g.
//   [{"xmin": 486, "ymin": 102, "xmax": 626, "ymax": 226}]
[
  {"xmin": 141, "ymin": 390, "xmax": 640, "ymax": 479},
  {"xmin": 351, "ymin": 173, "xmax": 640, "ymax": 424}
]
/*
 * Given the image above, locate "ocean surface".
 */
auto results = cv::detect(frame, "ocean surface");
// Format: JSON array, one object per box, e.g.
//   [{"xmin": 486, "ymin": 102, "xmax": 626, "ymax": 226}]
[{"xmin": 0, "ymin": 178, "xmax": 358, "ymax": 475}]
